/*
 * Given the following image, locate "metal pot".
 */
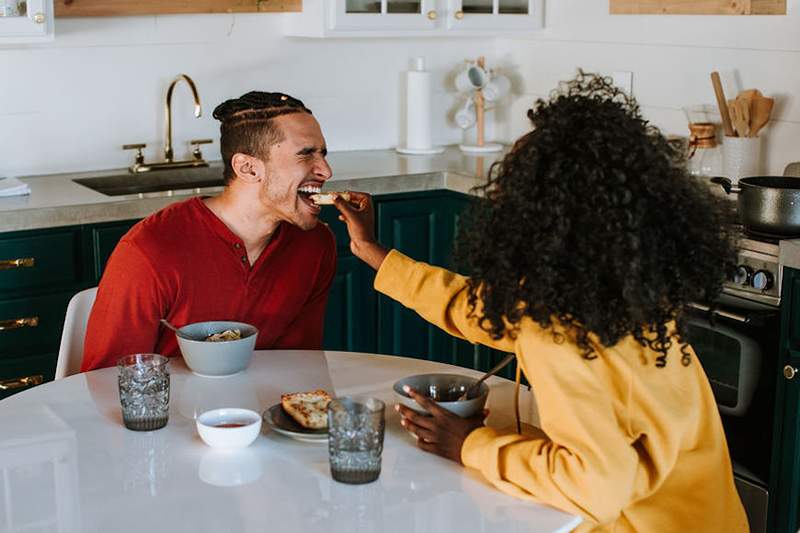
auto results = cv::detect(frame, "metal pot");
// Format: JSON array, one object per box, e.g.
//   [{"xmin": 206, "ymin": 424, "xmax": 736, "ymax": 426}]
[{"xmin": 711, "ymin": 176, "xmax": 800, "ymax": 236}]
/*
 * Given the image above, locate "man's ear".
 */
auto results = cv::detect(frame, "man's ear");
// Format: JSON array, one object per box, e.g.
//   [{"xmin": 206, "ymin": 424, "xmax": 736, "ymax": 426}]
[{"xmin": 231, "ymin": 153, "xmax": 265, "ymax": 184}]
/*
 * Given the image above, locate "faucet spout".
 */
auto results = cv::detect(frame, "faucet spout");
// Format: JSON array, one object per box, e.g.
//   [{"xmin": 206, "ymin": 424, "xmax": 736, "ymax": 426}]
[{"xmin": 164, "ymin": 74, "xmax": 201, "ymax": 162}]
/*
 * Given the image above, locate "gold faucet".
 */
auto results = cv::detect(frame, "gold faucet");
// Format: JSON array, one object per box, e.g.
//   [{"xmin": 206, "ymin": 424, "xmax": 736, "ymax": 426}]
[{"xmin": 123, "ymin": 74, "xmax": 213, "ymax": 174}]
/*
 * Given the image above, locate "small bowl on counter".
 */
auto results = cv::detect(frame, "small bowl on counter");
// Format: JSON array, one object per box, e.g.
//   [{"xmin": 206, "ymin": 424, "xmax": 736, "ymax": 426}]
[
  {"xmin": 175, "ymin": 321, "xmax": 258, "ymax": 377},
  {"xmin": 393, "ymin": 373, "xmax": 489, "ymax": 418},
  {"xmin": 196, "ymin": 408, "xmax": 262, "ymax": 449}
]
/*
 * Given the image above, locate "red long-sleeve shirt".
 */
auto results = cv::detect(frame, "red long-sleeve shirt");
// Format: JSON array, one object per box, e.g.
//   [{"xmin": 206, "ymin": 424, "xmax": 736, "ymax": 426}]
[{"xmin": 81, "ymin": 197, "xmax": 336, "ymax": 371}]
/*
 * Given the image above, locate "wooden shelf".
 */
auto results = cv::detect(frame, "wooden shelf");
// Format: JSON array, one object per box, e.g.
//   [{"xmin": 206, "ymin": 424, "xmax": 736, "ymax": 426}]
[
  {"xmin": 55, "ymin": 0, "xmax": 301, "ymax": 17},
  {"xmin": 610, "ymin": 0, "xmax": 786, "ymax": 15}
]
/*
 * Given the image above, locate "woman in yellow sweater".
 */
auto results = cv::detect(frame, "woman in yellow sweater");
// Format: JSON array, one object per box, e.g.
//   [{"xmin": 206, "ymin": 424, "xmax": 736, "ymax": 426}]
[{"xmin": 334, "ymin": 72, "xmax": 748, "ymax": 532}]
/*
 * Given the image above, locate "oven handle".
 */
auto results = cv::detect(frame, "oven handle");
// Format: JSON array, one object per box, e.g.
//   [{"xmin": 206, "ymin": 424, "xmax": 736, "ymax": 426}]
[{"xmin": 687, "ymin": 302, "xmax": 750, "ymax": 324}]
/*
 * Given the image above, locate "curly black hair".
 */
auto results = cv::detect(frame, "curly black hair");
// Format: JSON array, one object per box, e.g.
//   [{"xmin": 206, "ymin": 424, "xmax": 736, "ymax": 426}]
[{"xmin": 455, "ymin": 71, "xmax": 736, "ymax": 367}]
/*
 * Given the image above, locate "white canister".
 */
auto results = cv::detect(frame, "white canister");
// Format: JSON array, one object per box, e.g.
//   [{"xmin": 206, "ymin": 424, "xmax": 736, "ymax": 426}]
[{"xmin": 722, "ymin": 136, "xmax": 761, "ymax": 184}]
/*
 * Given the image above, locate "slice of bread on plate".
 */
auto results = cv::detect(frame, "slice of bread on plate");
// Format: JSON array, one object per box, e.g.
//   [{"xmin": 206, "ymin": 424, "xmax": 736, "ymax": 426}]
[
  {"xmin": 309, "ymin": 191, "xmax": 351, "ymax": 206},
  {"xmin": 280, "ymin": 390, "xmax": 332, "ymax": 430}
]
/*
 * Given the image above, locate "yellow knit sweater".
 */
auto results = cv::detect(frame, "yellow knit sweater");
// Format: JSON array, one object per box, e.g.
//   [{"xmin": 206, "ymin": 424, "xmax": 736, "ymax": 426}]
[{"xmin": 375, "ymin": 250, "xmax": 748, "ymax": 532}]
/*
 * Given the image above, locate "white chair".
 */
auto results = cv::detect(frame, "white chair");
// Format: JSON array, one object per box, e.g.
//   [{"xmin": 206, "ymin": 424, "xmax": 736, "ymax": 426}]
[{"xmin": 55, "ymin": 287, "xmax": 97, "ymax": 380}]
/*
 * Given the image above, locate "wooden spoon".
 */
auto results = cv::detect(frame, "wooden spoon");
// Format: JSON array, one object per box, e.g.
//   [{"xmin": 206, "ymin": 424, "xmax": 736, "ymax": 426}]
[
  {"xmin": 749, "ymin": 97, "xmax": 774, "ymax": 137},
  {"xmin": 711, "ymin": 72, "xmax": 736, "ymax": 137}
]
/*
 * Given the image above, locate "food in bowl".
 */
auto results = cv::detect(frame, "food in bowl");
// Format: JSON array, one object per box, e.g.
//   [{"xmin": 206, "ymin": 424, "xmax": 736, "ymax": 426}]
[
  {"xmin": 393, "ymin": 373, "xmax": 489, "ymax": 418},
  {"xmin": 196, "ymin": 408, "xmax": 262, "ymax": 449},
  {"xmin": 205, "ymin": 329, "xmax": 242, "ymax": 342},
  {"xmin": 281, "ymin": 390, "xmax": 332, "ymax": 429}
]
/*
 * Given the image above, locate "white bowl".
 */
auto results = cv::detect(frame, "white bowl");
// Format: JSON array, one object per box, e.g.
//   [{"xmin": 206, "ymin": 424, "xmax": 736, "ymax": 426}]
[{"xmin": 196, "ymin": 408, "xmax": 262, "ymax": 449}]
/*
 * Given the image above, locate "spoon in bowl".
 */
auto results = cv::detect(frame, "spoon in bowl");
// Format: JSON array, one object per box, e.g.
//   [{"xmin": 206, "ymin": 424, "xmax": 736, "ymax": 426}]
[
  {"xmin": 160, "ymin": 318, "xmax": 181, "ymax": 334},
  {"xmin": 457, "ymin": 352, "xmax": 516, "ymax": 401}
]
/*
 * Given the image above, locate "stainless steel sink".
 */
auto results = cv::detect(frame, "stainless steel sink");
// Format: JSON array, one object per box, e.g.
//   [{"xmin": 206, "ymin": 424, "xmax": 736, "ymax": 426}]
[{"xmin": 73, "ymin": 165, "xmax": 224, "ymax": 197}]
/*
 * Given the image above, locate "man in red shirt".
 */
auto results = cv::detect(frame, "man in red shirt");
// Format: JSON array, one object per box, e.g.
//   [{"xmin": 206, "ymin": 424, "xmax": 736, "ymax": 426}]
[{"xmin": 81, "ymin": 92, "xmax": 337, "ymax": 371}]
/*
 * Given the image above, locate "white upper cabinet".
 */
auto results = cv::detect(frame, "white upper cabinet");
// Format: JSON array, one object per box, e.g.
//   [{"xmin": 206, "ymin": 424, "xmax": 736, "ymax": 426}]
[
  {"xmin": 0, "ymin": 0, "xmax": 54, "ymax": 44},
  {"xmin": 445, "ymin": 0, "xmax": 542, "ymax": 31},
  {"xmin": 283, "ymin": 0, "xmax": 543, "ymax": 37}
]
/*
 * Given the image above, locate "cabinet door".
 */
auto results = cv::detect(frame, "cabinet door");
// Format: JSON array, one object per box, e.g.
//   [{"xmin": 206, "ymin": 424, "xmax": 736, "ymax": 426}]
[
  {"xmin": 0, "ymin": 353, "xmax": 56, "ymax": 400},
  {"xmin": 377, "ymin": 194, "xmax": 476, "ymax": 364},
  {"xmin": 0, "ymin": 227, "xmax": 84, "ymax": 297},
  {"xmin": 323, "ymin": 255, "xmax": 377, "ymax": 353},
  {"xmin": 0, "ymin": 0, "xmax": 53, "ymax": 43},
  {"xmin": 770, "ymin": 269, "xmax": 800, "ymax": 532},
  {"xmin": 445, "ymin": 0, "xmax": 543, "ymax": 31},
  {"xmin": 0, "ymin": 292, "xmax": 75, "ymax": 359},
  {"xmin": 319, "ymin": 207, "xmax": 377, "ymax": 353},
  {"xmin": 90, "ymin": 219, "xmax": 139, "ymax": 282},
  {"xmin": 330, "ymin": 0, "xmax": 439, "ymax": 31}
]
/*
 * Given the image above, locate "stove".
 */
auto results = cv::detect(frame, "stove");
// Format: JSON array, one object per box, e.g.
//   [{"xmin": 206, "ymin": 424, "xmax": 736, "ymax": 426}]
[{"xmin": 723, "ymin": 231, "xmax": 782, "ymax": 309}]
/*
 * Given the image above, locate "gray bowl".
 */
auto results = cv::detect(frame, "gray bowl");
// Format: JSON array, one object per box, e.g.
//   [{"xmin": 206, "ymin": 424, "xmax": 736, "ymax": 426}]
[
  {"xmin": 393, "ymin": 373, "xmax": 489, "ymax": 418},
  {"xmin": 175, "ymin": 321, "xmax": 258, "ymax": 377}
]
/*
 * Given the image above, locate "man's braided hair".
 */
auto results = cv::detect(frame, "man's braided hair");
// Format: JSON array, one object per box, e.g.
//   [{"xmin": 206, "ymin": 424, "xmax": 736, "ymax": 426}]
[{"xmin": 213, "ymin": 91, "xmax": 312, "ymax": 183}]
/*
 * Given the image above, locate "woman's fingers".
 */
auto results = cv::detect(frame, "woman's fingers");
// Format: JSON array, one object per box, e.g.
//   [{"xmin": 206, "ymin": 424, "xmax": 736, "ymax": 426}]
[
  {"xmin": 403, "ymin": 386, "xmax": 451, "ymax": 418},
  {"xmin": 400, "ymin": 417, "xmax": 437, "ymax": 443},
  {"xmin": 396, "ymin": 404, "xmax": 436, "ymax": 430}
]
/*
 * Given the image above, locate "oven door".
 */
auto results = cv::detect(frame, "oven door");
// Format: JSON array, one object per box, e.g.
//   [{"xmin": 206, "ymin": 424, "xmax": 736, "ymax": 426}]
[{"xmin": 685, "ymin": 297, "xmax": 779, "ymax": 533}]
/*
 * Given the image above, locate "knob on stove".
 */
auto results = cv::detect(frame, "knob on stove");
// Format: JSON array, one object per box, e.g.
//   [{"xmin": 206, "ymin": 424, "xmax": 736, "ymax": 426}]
[
  {"xmin": 751, "ymin": 270, "xmax": 774, "ymax": 291},
  {"xmin": 733, "ymin": 265, "xmax": 752, "ymax": 286}
]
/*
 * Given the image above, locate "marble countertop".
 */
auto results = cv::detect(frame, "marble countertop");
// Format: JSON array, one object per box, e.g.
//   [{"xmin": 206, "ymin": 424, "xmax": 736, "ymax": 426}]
[{"xmin": 0, "ymin": 147, "xmax": 500, "ymax": 233}]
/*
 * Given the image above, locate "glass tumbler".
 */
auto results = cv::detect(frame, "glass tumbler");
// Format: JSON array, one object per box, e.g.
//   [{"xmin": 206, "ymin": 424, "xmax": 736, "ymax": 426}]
[
  {"xmin": 328, "ymin": 397, "xmax": 385, "ymax": 484},
  {"xmin": 117, "ymin": 354, "xmax": 170, "ymax": 431}
]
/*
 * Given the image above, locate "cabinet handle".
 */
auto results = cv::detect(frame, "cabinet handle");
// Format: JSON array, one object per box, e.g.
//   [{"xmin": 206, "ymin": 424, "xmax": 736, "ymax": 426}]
[
  {"xmin": 0, "ymin": 375, "xmax": 44, "ymax": 391},
  {"xmin": 454, "ymin": 9, "xmax": 464, "ymax": 19},
  {"xmin": 32, "ymin": 12, "xmax": 46, "ymax": 24},
  {"xmin": 784, "ymin": 365, "xmax": 798, "ymax": 380},
  {"xmin": 426, "ymin": 9, "xmax": 438, "ymax": 20},
  {"xmin": 0, "ymin": 257, "xmax": 35, "ymax": 270},
  {"xmin": 0, "ymin": 317, "xmax": 39, "ymax": 331}
]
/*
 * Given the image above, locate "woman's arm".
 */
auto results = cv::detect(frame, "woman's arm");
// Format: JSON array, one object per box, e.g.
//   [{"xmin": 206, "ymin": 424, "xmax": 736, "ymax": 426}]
[{"xmin": 334, "ymin": 192, "xmax": 515, "ymax": 352}]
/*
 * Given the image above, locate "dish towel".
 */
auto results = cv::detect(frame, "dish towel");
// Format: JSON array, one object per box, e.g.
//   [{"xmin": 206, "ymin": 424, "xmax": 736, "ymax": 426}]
[{"xmin": 0, "ymin": 177, "xmax": 31, "ymax": 197}]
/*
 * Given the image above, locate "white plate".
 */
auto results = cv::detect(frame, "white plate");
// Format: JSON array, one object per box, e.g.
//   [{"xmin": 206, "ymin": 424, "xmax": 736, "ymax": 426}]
[{"xmin": 263, "ymin": 404, "xmax": 328, "ymax": 444}]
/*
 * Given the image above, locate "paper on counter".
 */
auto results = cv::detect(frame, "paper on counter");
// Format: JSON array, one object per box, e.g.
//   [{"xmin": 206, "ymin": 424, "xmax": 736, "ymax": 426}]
[{"xmin": 0, "ymin": 177, "xmax": 31, "ymax": 197}]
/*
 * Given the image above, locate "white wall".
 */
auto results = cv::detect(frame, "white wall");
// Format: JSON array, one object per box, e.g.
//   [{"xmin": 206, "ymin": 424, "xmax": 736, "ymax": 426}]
[
  {"xmin": 495, "ymin": 0, "xmax": 800, "ymax": 175},
  {"xmin": 0, "ymin": 14, "xmax": 496, "ymax": 176}
]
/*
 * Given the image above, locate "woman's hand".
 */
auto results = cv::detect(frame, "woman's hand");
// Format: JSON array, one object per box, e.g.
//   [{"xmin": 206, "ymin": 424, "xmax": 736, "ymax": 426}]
[
  {"xmin": 334, "ymin": 192, "xmax": 389, "ymax": 270},
  {"xmin": 396, "ymin": 386, "xmax": 488, "ymax": 464}
]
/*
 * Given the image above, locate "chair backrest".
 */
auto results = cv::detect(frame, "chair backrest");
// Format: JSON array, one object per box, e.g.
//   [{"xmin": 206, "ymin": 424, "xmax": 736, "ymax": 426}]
[{"xmin": 55, "ymin": 287, "xmax": 98, "ymax": 380}]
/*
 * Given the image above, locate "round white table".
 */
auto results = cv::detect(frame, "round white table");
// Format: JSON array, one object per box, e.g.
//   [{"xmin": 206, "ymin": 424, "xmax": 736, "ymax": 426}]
[{"xmin": 0, "ymin": 350, "xmax": 581, "ymax": 533}]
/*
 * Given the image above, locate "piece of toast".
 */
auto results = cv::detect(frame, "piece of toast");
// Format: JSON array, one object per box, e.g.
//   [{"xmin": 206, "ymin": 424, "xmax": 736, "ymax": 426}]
[
  {"xmin": 309, "ymin": 191, "xmax": 351, "ymax": 206},
  {"xmin": 280, "ymin": 390, "xmax": 332, "ymax": 430}
]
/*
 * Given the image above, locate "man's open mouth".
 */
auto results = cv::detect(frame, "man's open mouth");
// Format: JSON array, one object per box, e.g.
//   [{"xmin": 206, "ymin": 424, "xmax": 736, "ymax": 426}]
[{"xmin": 298, "ymin": 184, "xmax": 323, "ymax": 212}]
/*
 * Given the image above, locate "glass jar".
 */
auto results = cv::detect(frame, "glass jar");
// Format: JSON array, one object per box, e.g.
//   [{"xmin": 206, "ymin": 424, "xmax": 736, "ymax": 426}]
[{"xmin": 687, "ymin": 122, "xmax": 722, "ymax": 178}]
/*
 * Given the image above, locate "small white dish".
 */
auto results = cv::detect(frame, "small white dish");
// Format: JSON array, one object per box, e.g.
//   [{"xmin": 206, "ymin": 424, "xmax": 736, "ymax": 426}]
[{"xmin": 196, "ymin": 408, "xmax": 262, "ymax": 449}]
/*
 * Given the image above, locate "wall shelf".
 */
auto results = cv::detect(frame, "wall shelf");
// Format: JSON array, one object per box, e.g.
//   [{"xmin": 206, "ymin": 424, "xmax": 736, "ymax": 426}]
[
  {"xmin": 54, "ymin": 0, "xmax": 301, "ymax": 17},
  {"xmin": 609, "ymin": 0, "xmax": 786, "ymax": 15}
]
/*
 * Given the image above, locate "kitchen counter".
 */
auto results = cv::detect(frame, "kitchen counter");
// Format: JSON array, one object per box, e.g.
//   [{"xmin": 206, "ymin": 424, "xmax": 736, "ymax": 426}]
[{"xmin": 0, "ymin": 147, "xmax": 500, "ymax": 233}]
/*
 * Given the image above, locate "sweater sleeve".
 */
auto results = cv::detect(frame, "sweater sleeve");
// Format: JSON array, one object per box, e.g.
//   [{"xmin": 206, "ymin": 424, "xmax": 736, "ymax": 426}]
[
  {"xmin": 81, "ymin": 240, "xmax": 170, "ymax": 371},
  {"xmin": 374, "ymin": 250, "xmax": 516, "ymax": 354},
  {"xmin": 460, "ymin": 345, "xmax": 639, "ymax": 526}
]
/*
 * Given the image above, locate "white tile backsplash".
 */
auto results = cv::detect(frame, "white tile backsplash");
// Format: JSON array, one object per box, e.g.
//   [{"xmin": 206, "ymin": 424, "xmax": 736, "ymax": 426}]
[
  {"xmin": 2, "ymin": 6, "xmax": 799, "ymax": 178},
  {"xmin": 0, "ymin": 14, "xmax": 496, "ymax": 176},
  {"xmin": 495, "ymin": 1, "xmax": 800, "ymax": 175}
]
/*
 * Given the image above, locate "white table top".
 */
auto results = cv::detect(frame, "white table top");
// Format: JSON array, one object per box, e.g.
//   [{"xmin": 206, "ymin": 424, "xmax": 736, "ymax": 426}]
[{"xmin": 0, "ymin": 350, "xmax": 581, "ymax": 533}]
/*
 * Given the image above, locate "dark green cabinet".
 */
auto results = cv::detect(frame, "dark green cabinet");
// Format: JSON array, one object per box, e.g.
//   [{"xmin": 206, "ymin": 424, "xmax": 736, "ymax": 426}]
[
  {"xmin": 1, "ymin": 190, "xmax": 509, "ymax": 400},
  {"xmin": 770, "ymin": 268, "xmax": 800, "ymax": 532},
  {"xmin": 0, "ymin": 219, "xmax": 139, "ymax": 398}
]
